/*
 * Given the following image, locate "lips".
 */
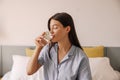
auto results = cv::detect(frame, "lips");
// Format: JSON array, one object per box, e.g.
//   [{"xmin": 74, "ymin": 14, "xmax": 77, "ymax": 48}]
[
  {"xmin": 51, "ymin": 35, "xmax": 54, "ymax": 39},
  {"xmin": 50, "ymin": 35, "xmax": 55, "ymax": 41}
]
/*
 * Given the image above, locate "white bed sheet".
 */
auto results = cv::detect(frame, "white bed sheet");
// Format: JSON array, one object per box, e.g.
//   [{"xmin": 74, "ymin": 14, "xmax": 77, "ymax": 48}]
[
  {"xmin": 89, "ymin": 57, "xmax": 120, "ymax": 80},
  {"xmin": 115, "ymin": 71, "xmax": 120, "ymax": 79},
  {"xmin": 2, "ymin": 71, "xmax": 44, "ymax": 80},
  {"xmin": 2, "ymin": 56, "xmax": 120, "ymax": 80},
  {"xmin": 2, "ymin": 71, "xmax": 10, "ymax": 80},
  {"xmin": 2, "ymin": 70, "xmax": 120, "ymax": 80}
]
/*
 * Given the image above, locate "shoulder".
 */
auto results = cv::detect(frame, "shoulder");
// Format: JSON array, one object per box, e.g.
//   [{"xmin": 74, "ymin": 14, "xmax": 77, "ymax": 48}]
[
  {"xmin": 73, "ymin": 45, "xmax": 88, "ymax": 60},
  {"xmin": 74, "ymin": 46, "xmax": 86, "ymax": 56},
  {"xmin": 40, "ymin": 43, "xmax": 57, "ymax": 54},
  {"xmin": 39, "ymin": 44, "xmax": 50, "ymax": 56},
  {"xmin": 42, "ymin": 44, "xmax": 50, "ymax": 51},
  {"xmin": 73, "ymin": 46, "xmax": 90, "ymax": 69},
  {"xmin": 43, "ymin": 43, "xmax": 57, "ymax": 50}
]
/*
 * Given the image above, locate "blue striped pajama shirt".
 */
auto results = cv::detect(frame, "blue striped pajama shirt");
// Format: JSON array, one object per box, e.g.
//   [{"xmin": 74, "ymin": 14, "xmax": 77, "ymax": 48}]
[{"xmin": 38, "ymin": 43, "xmax": 92, "ymax": 80}]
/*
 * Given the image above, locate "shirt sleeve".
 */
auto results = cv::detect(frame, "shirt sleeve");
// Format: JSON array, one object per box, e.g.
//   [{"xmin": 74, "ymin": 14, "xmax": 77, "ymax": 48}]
[
  {"xmin": 77, "ymin": 56, "xmax": 92, "ymax": 80},
  {"xmin": 38, "ymin": 44, "xmax": 49, "ymax": 65}
]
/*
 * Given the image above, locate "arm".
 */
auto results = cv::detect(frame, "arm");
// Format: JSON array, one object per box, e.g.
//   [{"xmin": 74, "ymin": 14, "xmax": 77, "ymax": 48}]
[
  {"xmin": 27, "ymin": 33, "xmax": 48, "ymax": 75},
  {"xmin": 77, "ymin": 57, "xmax": 92, "ymax": 80},
  {"xmin": 27, "ymin": 46, "xmax": 43, "ymax": 75}
]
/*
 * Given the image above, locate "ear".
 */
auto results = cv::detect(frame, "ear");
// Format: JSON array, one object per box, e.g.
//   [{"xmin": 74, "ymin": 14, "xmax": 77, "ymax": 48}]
[{"xmin": 65, "ymin": 26, "xmax": 71, "ymax": 33}]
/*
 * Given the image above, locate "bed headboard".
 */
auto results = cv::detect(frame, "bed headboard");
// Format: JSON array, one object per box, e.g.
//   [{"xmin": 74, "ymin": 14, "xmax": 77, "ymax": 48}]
[
  {"xmin": 0, "ymin": 45, "xmax": 120, "ymax": 77},
  {"xmin": 105, "ymin": 47, "xmax": 120, "ymax": 72},
  {"xmin": 0, "ymin": 45, "xmax": 35, "ymax": 77}
]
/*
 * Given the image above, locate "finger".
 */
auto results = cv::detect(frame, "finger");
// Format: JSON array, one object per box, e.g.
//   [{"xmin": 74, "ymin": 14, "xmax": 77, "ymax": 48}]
[
  {"xmin": 38, "ymin": 38, "xmax": 48, "ymax": 45},
  {"xmin": 35, "ymin": 37, "xmax": 47, "ymax": 46},
  {"xmin": 41, "ymin": 39, "xmax": 48, "ymax": 45},
  {"xmin": 35, "ymin": 36, "xmax": 44, "ymax": 41},
  {"xmin": 35, "ymin": 39, "xmax": 44, "ymax": 47},
  {"xmin": 41, "ymin": 32, "xmax": 46, "ymax": 36}
]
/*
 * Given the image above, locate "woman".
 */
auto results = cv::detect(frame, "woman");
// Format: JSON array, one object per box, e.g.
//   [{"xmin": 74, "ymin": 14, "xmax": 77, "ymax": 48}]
[{"xmin": 27, "ymin": 12, "xmax": 92, "ymax": 80}]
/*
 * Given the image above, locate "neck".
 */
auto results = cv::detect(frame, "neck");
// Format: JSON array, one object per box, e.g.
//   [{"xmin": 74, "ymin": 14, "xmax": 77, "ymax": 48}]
[{"xmin": 58, "ymin": 38, "xmax": 72, "ymax": 54}]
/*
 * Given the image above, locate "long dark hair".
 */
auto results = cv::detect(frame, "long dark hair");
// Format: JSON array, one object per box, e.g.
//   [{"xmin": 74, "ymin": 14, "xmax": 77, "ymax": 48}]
[{"xmin": 48, "ymin": 12, "xmax": 83, "ymax": 58}]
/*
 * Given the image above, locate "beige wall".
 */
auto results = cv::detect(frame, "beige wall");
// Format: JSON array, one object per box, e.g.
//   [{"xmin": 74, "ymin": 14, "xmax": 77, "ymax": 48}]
[{"xmin": 0, "ymin": 0, "xmax": 120, "ymax": 46}]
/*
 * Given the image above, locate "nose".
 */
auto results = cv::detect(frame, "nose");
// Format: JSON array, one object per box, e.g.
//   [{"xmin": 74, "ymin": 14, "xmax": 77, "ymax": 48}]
[{"xmin": 50, "ymin": 29, "xmax": 54, "ymax": 34}]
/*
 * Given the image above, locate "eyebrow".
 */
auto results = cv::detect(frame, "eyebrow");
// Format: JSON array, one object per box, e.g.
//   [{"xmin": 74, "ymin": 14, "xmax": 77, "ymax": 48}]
[
  {"xmin": 50, "ymin": 24, "xmax": 59, "ymax": 28},
  {"xmin": 50, "ymin": 24, "xmax": 59, "ymax": 26}
]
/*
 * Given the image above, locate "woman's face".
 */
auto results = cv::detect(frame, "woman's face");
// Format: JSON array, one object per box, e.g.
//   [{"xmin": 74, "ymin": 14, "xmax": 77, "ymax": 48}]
[{"xmin": 50, "ymin": 19, "xmax": 69, "ymax": 43}]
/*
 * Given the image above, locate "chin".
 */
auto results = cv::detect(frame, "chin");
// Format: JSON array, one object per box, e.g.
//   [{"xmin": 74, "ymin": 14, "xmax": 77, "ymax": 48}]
[
  {"xmin": 51, "ymin": 39, "xmax": 57, "ymax": 43},
  {"xmin": 51, "ymin": 41, "xmax": 56, "ymax": 43}
]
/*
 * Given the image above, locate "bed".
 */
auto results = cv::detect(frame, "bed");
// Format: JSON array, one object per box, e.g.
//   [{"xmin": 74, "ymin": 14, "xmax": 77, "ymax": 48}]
[{"xmin": 0, "ymin": 45, "xmax": 120, "ymax": 80}]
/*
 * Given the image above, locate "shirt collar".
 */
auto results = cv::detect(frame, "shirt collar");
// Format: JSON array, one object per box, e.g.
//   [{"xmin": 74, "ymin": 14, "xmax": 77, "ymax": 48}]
[
  {"xmin": 55, "ymin": 43, "xmax": 75, "ymax": 57},
  {"xmin": 50, "ymin": 43, "xmax": 76, "ymax": 65}
]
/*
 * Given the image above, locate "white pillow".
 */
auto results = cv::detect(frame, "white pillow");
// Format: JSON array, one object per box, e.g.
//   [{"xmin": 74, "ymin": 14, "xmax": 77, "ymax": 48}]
[
  {"xmin": 89, "ymin": 57, "xmax": 119, "ymax": 80},
  {"xmin": 10, "ymin": 55, "xmax": 43, "ymax": 80}
]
